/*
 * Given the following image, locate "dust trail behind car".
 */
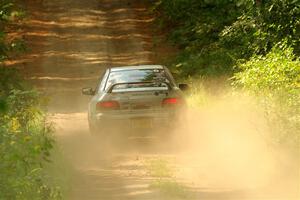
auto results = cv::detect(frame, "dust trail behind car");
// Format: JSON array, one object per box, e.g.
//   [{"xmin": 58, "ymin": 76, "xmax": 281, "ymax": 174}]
[{"xmin": 169, "ymin": 90, "xmax": 299, "ymax": 199}]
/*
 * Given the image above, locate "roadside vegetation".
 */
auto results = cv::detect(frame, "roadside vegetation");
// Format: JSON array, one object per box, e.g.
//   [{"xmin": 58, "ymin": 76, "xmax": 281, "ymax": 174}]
[
  {"xmin": 0, "ymin": 1, "xmax": 62, "ymax": 199},
  {"xmin": 152, "ymin": 0, "xmax": 299, "ymax": 77},
  {"xmin": 233, "ymin": 44, "xmax": 300, "ymax": 149},
  {"xmin": 146, "ymin": 159, "xmax": 192, "ymax": 199},
  {"xmin": 152, "ymin": 0, "xmax": 300, "ymax": 151}
]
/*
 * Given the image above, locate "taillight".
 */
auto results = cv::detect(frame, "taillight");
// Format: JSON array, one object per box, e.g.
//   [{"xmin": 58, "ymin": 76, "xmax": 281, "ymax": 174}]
[
  {"xmin": 96, "ymin": 101, "xmax": 120, "ymax": 111},
  {"xmin": 162, "ymin": 98, "xmax": 183, "ymax": 107}
]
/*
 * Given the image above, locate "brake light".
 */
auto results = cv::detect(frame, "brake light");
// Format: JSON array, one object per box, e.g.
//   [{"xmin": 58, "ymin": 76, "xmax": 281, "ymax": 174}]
[
  {"xmin": 96, "ymin": 101, "xmax": 120, "ymax": 110},
  {"xmin": 162, "ymin": 98, "xmax": 183, "ymax": 107}
]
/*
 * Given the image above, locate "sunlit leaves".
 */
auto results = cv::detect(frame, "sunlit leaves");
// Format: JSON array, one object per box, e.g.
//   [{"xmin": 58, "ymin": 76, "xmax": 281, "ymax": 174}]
[
  {"xmin": 233, "ymin": 44, "xmax": 300, "ymax": 93},
  {"xmin": 154, "ymin": 0, "xmax": 300, "ymax": 77},
  {"xmin": 0, "ymin": 0, "xmax": 26, "ymax": 63},
  {"xmin": 0, "ymin": 1, "xmax": 13, "ymax": 21},
  {"xmin": 0, "ymin": 66, "xmax": 61, "ymax": 199},
  {"xmin": 233, "ymin": 44, "xmax": 300, "ymax": 148}
]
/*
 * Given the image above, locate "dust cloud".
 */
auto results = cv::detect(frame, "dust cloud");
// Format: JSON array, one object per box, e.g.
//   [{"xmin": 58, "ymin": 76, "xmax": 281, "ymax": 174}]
[
  {"xmin": 170, "ymin": 94, "xmax": 300, "ymax": 199},
  {"xmin": 52, "ymin": 92, "xmax": 299, "ymax": 200}
]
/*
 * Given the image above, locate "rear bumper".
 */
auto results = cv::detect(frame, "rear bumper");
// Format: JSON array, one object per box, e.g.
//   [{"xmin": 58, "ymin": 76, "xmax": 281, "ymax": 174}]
[{"xmin": 90, "ymin": 110, "xmax": 177, "ymax": 132}]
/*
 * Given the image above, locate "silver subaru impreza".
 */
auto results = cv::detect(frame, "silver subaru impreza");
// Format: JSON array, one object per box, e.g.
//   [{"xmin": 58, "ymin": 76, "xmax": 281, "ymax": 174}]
[{"xmin": 82, "ymin": 65, "xmax": 188, "ymax": 137}]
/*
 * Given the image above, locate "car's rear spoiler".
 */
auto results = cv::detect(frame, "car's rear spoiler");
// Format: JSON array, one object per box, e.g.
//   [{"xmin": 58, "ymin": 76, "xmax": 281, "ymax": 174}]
[{"xmin": 107, "ymin": 81, "xmax": 171, "ymax": 93}]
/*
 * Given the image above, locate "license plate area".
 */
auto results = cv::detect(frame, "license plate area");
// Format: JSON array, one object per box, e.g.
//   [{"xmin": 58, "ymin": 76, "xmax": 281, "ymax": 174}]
[{"xmin": 131, "ymin": 117, "xmax": 153, "ymax": 129}]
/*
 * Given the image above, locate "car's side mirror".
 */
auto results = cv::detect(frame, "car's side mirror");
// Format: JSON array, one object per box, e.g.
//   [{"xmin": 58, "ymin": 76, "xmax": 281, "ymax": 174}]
[
  {"xmin": 82, "ymin": 87, "xmax": 95, "ymax": 95},
  {"xmin": 178, "ymin": 83, "xmax": 189, "ymax": 91}
]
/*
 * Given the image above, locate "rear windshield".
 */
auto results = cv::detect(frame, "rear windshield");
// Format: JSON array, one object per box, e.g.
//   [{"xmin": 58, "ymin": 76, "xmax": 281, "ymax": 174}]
[{"xmin": 105, "ymin": 69, "xmax": 170, "ymax": 91}]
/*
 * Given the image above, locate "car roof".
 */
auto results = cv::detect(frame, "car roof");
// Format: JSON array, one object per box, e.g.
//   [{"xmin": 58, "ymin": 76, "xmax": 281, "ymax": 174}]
[{"xmin": 109, "ymin": 65, "xmax": 164, "ymax": 72}]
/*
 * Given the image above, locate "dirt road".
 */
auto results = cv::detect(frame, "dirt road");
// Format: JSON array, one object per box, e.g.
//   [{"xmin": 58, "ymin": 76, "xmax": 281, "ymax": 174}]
[
  {"xmin": 9, "ymin": 0, "xmax": 299, "ymax": 199},
  {"xmin": 15, "ymin": 0, "xmax": 179, "ymax": 199}
]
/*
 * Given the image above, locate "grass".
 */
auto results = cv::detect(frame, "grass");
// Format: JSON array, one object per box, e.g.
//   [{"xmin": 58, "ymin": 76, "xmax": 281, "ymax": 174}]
[
  {"xmin": 146, "ymin": 158, "xmax": 173, "ymax": 178},
  {"xmin": 149, "ymin": 180, "xmax": 191, "ymax": 199},
  {"xmin": 184, "ymin": 76, "xmax": 231, "ymax": 109},
  {"xmin": 145, "ymin": 158, "xmax": 193, "ymax": 199},
  {"xmin": 43, "ymin": 143, "xmax": 73, "ymax": 199}
]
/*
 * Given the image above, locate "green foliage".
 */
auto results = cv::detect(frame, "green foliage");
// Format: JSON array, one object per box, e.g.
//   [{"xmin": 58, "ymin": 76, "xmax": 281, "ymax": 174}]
[
  {"xmin": 150, "ymin": 180, "xmax": 190, "ymax": 199},
  {"xmin": 153, "ymin": 0, "xmax": 300, "ymax": 77},
  {"xmin": 221, "ymin": 0, "xmax": 300, "ymax": 59},
  {"xmin": 0, "ymin": 0, "xmax": 14, "ymax": 21},
  {"xmin": 233, "ymin": 45, "xmax": 300, "ymax": 148},
  {"xmin": 0, "ymin": 67, "xmax": 62, "ymax": 199},
  {"xmin": 146, "ymin": 159, "xmax": 173, "ymax": 178},
  {"xmin": 0, "ymin": 2, "xmax": 63, "ymax": 197},
  {"xmin": 0, "ymin": 0, "xmax": 26, "ymax": 62},
  {"xmin": 0, "ymin": 0, "xmax": 13, "ymax": 60},
  {"xmin": 233, "ymin": 44, "xmax": 300, "ymax": 94},
  {"xmin": 0, "ymin": 97, "xmax": 7, "ymax": 112},
  {"xmin": 146, "ymin": 158, "xmax": 191, "ymax": 199},
  {"xmin": 153, "ymin": 0, "xmax": 245, "ymax": 76}
]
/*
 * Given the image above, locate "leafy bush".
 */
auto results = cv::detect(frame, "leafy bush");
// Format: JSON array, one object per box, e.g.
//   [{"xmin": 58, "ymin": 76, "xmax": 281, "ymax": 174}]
[
  {"xmin": 153, "ymin": 0, "xmax": 300, "ymax": 77},
  {"xmin": 221, "ymin": 0, "xmax": 300, "ymax": 59},
  {"xmin": 233, "ymin": 44, "xmax": 300, "ymax": 149},
  {"xmin": 0, "ymin": 0, "xmax": 26, "ymax": 61},
  {"xmin": 153, "ymin": 0, "xmax": 243, "ymax": 76},
  {"xmin": 0, "ymin": 67, "xmax": 62, "ymax": 199}
]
